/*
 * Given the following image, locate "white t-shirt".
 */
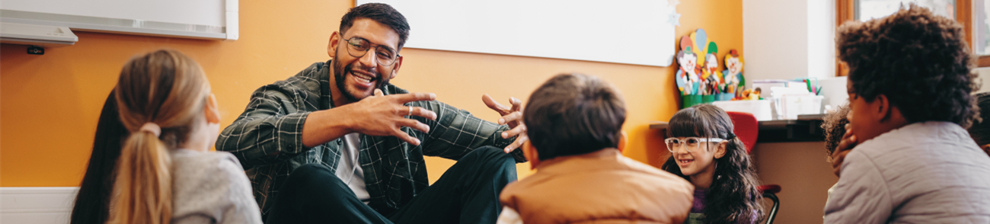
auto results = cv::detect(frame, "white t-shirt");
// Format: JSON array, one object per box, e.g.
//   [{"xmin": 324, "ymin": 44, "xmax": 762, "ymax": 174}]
[{"xmin": 337, "ymin": 133, "xmax": 370, "ymax": 203}]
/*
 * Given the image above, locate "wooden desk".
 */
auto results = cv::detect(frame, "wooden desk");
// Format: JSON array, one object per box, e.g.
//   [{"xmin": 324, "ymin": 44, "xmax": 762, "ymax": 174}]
[{"xmin": 649, "ymin": 114, "xmax": 826, "ymax": 142}]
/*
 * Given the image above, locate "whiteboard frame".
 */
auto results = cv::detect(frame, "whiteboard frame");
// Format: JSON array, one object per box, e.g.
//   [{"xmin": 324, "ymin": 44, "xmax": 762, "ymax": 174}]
[
  {"xmin": 0, "ymin": 0, "xmax": 238, "ymax": 40},
  {"xmin": 354, "ymin": 1, "xmax": 676, "ymax": 67}
]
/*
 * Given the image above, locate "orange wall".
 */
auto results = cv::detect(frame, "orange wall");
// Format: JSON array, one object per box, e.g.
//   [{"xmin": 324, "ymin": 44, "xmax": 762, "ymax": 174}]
[{"xmin": 0, "ymin": 0, "xmax": 742, "ymax": 186}]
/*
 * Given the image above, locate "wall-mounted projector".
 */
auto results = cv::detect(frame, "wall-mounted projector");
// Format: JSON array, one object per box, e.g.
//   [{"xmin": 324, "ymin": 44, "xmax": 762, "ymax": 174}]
[{"xmin": 1, "ymin": 22, "xmax": 78, "ymax": 47}]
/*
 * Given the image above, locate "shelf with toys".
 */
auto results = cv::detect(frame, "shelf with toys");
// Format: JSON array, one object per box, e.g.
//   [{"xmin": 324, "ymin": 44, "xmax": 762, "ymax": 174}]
[
  {"xmin": 661, "ymin": 28, "xmax": 827, "ymax": 142},
  {"xmin": 674, "ymin": 28, "xmax": 762, "ymax": 109}
]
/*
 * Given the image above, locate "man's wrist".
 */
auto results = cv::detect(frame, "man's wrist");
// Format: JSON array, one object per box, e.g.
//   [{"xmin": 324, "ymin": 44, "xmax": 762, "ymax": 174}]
[
  {"xmin": 302, "ymin": 108, "xmax": 351, "ymax": 147},
  {"xmin": 333, "ymin": 105, "xmax": 357, "ymax": 134}
]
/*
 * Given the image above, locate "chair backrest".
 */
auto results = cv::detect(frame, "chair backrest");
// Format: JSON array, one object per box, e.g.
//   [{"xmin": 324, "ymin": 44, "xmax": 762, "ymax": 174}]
[{"xmin": 726, "ymin": 111, "xmax": 758, "ymax": 153}]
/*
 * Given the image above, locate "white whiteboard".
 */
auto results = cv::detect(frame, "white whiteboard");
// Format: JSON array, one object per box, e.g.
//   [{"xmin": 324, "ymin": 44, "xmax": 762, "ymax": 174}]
[
  {"xmin": 0, "ymin": 0, "xmax": 238, "ymax": 40},
  {"xmin": 357, "ymin": 0, "xmax": 677, "ymax": 67}
]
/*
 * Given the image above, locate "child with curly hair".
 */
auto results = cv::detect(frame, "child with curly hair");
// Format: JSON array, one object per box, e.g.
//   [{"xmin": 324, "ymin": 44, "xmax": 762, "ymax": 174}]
[
  {"xmin": 819, "ymin": 104, "xmax": 849, "ymax": 220},
  {"xmin": 661, "ymin": 104, "xmax": 764, "ymax": 224},
  {"xmin": 824, "ymin": 4, "xmax": 990, "ymax": 223},
  {"xmin": 967, "ymin": 92, "xmax": 990, "ymax": 157}
]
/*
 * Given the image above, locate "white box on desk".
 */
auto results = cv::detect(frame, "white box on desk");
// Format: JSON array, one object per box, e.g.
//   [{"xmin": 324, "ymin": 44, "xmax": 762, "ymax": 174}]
[
  {"xmin": 773, "ymin": 95, "xmax": 824, "ymax": 120},
  {"xmin": 712, "ymin": 100, "xmax": 774, "ymax": 121}
]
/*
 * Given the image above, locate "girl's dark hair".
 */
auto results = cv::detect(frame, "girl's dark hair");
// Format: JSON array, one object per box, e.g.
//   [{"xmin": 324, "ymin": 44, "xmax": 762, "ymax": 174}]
[
  {"xmin": 662, "ymin": 104, "xmax": 764, "ymax": 224},
  {"xmin": 838, "ymin": 4, "xmax": 979, "ymax": 128},
  {"xmin": 70, "ymin": 90, "xmax": 128, "ymax": 224}
]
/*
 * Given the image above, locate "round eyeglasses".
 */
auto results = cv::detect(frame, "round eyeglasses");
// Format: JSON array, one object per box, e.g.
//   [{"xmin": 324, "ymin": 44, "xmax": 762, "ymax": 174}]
[
  {"xmin": 342, "ymin": 37, "xmax": 400, "ymax": 66},
  {"xmin": 665, "ymin": 137, "xmax": 725, "ymax": 153}
]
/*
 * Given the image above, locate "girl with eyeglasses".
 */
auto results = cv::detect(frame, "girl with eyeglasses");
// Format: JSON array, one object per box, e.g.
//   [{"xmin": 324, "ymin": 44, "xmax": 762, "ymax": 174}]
[{"xmin": 661, "ymin": 104, "xmax": 764, "ymax": 224}]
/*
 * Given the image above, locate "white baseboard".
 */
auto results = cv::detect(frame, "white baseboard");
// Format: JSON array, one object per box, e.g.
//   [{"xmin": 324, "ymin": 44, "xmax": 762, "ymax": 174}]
[{"xmin": 0, "ymin": 187, "xmax": 79, "ymax": 224}]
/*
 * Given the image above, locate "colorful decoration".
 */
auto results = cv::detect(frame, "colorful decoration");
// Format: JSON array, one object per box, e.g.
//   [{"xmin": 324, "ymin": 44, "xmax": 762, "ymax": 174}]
[
  {"xmin": 675, "ymin": 46, "xmax": 701, "ymax": 95},
  {"xmin": 666, "ymin": 0, "xmax": 681, "ymax": 27},
  {"xmin": 676, "ymin": 29, "xmax": 754, "ymax": 108},
  {"xmin": 677, "ymin": 29, "xmax": 722, "ymax": 96},
  {"xmin": 690, "ymin": 29, "xmax": 709, "ymax": 68},
  {"xmin": 703, "ymin": 41, "xmax": 722, "ymax": 95},
  {"xmin": 722, "ymin": 49, "xmax": 745, "ymax": 98}
]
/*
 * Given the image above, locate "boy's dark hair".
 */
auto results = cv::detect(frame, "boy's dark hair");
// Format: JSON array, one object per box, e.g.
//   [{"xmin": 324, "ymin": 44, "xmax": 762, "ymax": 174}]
[
  {"xmin": 822, "ymin": 104, "xmax": 851, "ymax": 155},
  {"xmin": 838, "ymin": 4, "xmax": 978, "ymax": 128},
  {"xmin": 340, "ymin": 3, "xmax": 410, "ymax": 50},
  {"xmin": 523, "ymin": 73, "xmax": 626, "ymax": 161},
  {"xmin": 968, "ymin": 92, "xmax": 990, "ymax": 145}
]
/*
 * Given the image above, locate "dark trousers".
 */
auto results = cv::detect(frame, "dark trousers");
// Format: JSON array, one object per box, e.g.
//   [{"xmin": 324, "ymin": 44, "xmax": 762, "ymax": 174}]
[{"xmin": 266, "ymin": 146, "xmax": 518, "ymax": 224}]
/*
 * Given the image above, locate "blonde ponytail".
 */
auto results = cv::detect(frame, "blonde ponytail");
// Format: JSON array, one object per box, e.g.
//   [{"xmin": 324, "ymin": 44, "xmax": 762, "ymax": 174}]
[
  {"xmin": 106, "ymin": 49, "xmax": 210, "ymax": 224},
  {"xmin": 107, "ymin": 130, "xmax": 172, "ymax": 224}
]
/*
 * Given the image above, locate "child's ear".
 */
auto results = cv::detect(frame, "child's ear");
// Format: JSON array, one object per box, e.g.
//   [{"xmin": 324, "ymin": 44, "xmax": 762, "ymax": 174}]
[
  {"xmin": 522, "ymin": 141, "xmax": 540, "ymax": 170},
  {"xmin": 713, "ymin": 141, "xmax": 727, "ymax": 159},
  {"xmin": 617, "ymin": 131, "xmax": 628, "ymax": 153},
  {"xmin": 875, "ymin": 94, "xmax": 891, "ymax": 122},
  {"xmin": 204, "ymin": 93, "xmax": 221, "ymax": 125}
]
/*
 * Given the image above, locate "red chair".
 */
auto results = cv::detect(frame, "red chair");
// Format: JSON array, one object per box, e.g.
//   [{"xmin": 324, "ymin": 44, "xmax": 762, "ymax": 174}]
[{"xmin": 726, "ymin": 111, "xmax": 781, "ymax": 224}]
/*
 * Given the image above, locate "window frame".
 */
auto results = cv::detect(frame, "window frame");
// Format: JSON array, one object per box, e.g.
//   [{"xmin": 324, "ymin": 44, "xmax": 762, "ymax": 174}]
[{"xmin": 835, "ymin": 0, "xmax": 984, "ymax": 73}]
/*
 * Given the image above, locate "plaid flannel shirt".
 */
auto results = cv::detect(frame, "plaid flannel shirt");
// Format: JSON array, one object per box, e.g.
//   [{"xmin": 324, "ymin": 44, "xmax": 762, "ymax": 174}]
[{"xmin": 216, "ymin": 60, "xmax": 525, "ymax": 216}]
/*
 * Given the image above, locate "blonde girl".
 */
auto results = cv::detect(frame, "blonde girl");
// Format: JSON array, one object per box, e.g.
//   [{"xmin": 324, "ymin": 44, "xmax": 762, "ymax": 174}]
[{"xmin": 107, "ymin": 50, "xmax": 261, "ymax": 224}]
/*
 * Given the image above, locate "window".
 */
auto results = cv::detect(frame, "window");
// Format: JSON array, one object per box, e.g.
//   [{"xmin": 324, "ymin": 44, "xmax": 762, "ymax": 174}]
[
  {"xmin": 857, "ymin": 0, "xmax": 956, "ymax": 21},
  {"xmin": 974, "ymin": 0, "xmax": 990, "ymax": 56},
  {"xmin": 836, "ymin": 0, "xmax": 985, "ymax": 68}
]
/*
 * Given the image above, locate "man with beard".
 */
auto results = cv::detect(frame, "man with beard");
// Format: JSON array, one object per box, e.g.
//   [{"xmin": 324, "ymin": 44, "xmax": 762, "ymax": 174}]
[{"xmin": 217, "ymin": 3, "xmax": 528, "ymax": 223}]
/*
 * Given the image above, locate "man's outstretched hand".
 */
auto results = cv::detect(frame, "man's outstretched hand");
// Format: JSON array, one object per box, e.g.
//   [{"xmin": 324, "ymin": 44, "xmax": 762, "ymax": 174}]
[
  {"xmin": 482, "ymin": 94, "xmax": 528, "ymax": 153},
  {"xmin": 302, "ymin": 89, "xmax": 439, "ymax": 147},
  {"xmin": 346, "ymin": 89, "xmax": 438, "ymax": 145}
]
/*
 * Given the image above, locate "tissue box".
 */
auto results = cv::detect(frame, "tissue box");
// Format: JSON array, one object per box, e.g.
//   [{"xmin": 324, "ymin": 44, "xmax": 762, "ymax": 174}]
[{"xmin": 712, "ymin": 100, "xmax": 774, "ymax": 121}]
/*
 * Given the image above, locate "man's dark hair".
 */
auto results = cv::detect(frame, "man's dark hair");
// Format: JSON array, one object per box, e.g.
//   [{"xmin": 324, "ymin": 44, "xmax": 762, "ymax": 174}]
[
  {"xmin": 523, "ymin": 73, "xmax": 626, "ymax": 161},
  {"xmin": 838, "ymin": 4, "xmax": 979, "ymax": 128},
  {"xmin": 340, "ymin": 3, "xmax": 410, "ymax": 50}
]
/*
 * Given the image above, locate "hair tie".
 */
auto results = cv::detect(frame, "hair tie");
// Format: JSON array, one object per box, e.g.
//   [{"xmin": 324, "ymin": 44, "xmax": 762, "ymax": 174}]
[
  {"xmin": 140, "ymin": 122, "xmax": 161, "ymax": 137},
  {"xmin": 726, "ymin": 132, "xmax": 736, "ymax": 139}
]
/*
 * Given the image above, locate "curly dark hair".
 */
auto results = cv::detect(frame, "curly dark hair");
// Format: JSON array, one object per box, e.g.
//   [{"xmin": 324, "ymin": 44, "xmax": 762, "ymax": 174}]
[
  {"xmin": 340, "ymin": 3, "xmax": 410, "ymax": 50},
  {"xmin": 662, "ymin": 104, "xmax": 764, "ymax": 224},
  {"xmin": 968, "ymin": 92, "xmax": 990, "ymax": 145},
  {"xmin": 822, "ymin": 104, "xmax": 851, "ymax": 156},
  {"xmin": 837, "ymin": 4, "xmax": 979, "ymax": 128},
  {"xmin": 524, "ymin": 73, "xmax": 626, "ymax": 160}
]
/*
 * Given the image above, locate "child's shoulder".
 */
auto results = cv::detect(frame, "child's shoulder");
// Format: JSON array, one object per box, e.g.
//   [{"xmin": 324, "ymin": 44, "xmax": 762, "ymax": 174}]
[
  {"xmin": 856, "ymin": 122, "xmax": 977, "ymax": 158},
  {"xmin": 170, "ymin": 149, "xmax": 245, "ymax": 178},
  {"xmin": 617, "ymin": 156, "xmax": 694, "ymax": 187}
]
